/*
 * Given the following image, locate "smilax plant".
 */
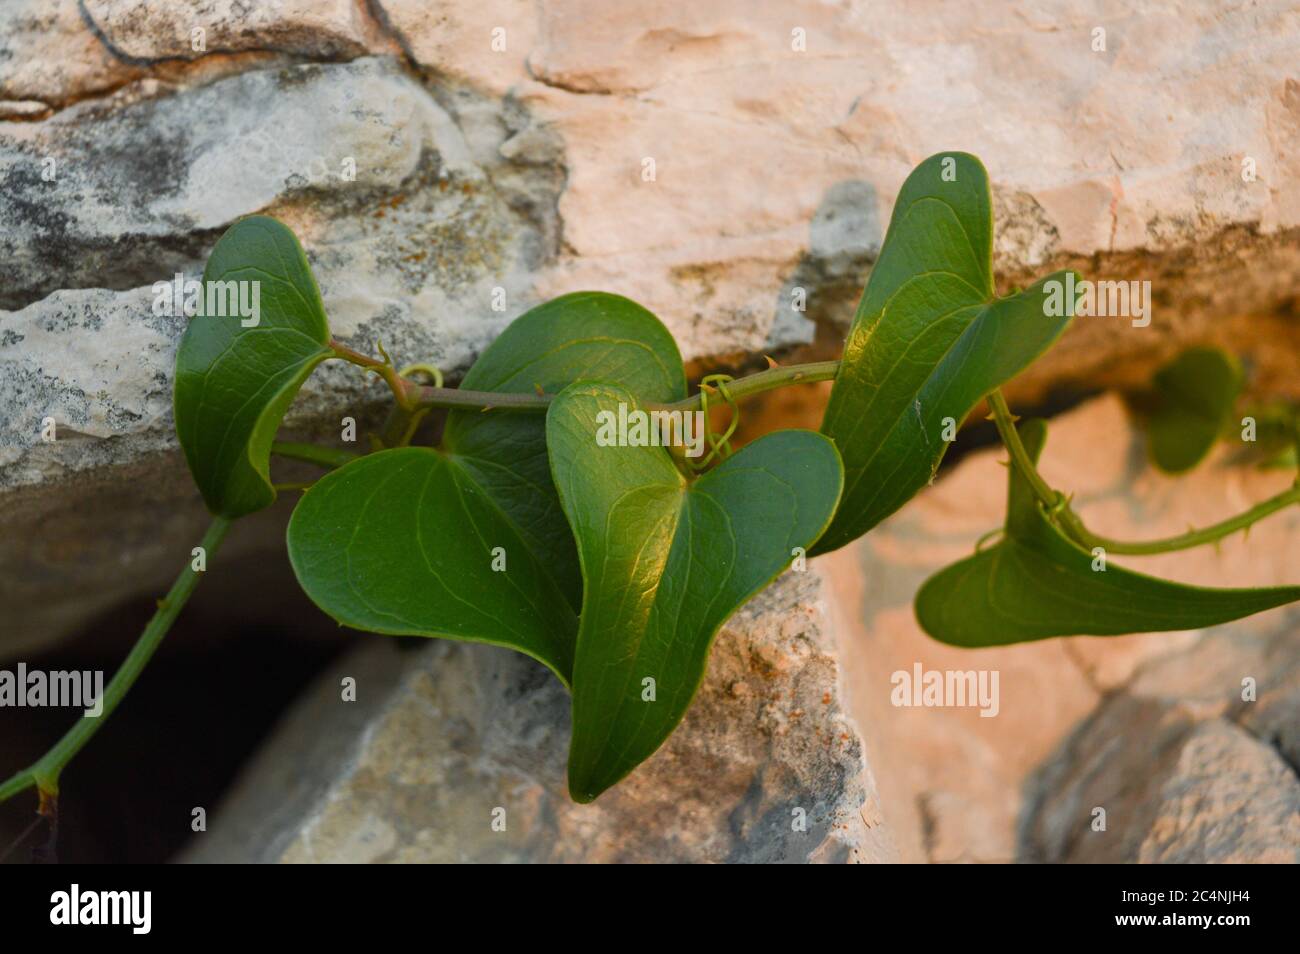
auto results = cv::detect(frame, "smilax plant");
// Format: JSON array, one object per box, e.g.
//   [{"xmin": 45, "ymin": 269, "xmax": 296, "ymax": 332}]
[{"xmin": 5, "ymin": 153, "xmax": 1299, "ymax": 823}]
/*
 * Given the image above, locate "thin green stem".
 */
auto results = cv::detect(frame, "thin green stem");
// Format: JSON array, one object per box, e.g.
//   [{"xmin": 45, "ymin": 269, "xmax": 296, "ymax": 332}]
[
  {"xmin": 410, "ymin": 359, "xmax": 840, "ymax": 414},
  {"xmin": 399, "ymin": 363, "xmax": 444, "ymax": 389},
  {"xmin": 333, "ymin": 338, "xmax": 839, "ymax": 415},
  {"xmin": 986, "ymin": 390, "xmax": 1061, "ymax": 507},
  {"xmin": 1069, "ymin": 485, "xmax": 1300, "ymax": 555},
  {"xmin": 987, "ymin": 388, "xmax": 1300, "ymax": 555},
  {"xmin": 329, "ymin": 339, "xmax": 417, "ymax": 411},
  {"xmin": 415, "ymin": 387, "xmax": 551, "ymax": 411},
  {"xmin": 271, "ymin": 441, "xmax": 358, "ymax": 470},
  {"xmin": 655, "ymin": 361, "xmax": 840, "ymax": 414},
  {"xmin": 0, "ymin": 516, "xmax": 233, "ymax": 805},
  {"xmin": 377, "ymin": 402, "xmax": 431, "ymax": 449}
]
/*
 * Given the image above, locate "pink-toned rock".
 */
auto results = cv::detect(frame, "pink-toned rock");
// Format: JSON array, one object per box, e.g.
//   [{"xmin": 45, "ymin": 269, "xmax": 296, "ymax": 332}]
[
  {"xmin": 0, "ymin": 1, "xmax": 142, "ymax": 112},
  {"xmin": 358, "ymin": 1, "xmax": 1300, "ymax": 387},
  {"xmin": 83, "ymin": 0, "xmax": 384, "ymax": 62},
  {"xmin": 824, "ymin": 393, "xmax": 1300, "ymax": 862}
]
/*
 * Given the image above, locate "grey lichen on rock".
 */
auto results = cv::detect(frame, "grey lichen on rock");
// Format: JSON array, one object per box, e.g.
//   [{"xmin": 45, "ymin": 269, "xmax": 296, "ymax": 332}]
[
  {"xmin": 185, "ymin": 570, "xmax": 896, "ymax": 863},
  {"xmin": 0, "ymin": 52, "xmax": 569, "ymax": 651}
]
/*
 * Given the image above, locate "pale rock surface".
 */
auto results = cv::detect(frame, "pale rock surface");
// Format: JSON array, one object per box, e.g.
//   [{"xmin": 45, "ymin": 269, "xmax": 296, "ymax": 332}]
[
  {"xmin": 824, "ymin": 393, "xmax": 1300, "ymax": 863},
  {"xmin": 82, "ymin": 0, "xmax": 383, "ymax": 63},
  {"xmin": 1025, "ymin": 641, "xmax": 1300, "ymax": 863},
  {"xmin": 495, "ymin": 0, "xmax": 1300, "ymax": 394},
  {"xmin": 185, "ymin": 571, "xmax": 896, "ymax": 863},
  {"xmin": 0, "ymin": 1, "xmax": 144, "ymax": 114}
]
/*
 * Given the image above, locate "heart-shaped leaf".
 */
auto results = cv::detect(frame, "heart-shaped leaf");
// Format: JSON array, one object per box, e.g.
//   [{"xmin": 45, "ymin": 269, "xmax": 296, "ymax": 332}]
[
  {"xmin": 547, "ymin": 382, "xmax": 844, "ymax": 801},
  {"xmin": 174, "ymin": 215, "xmax": 333, "ymax": 518},
  {"xmin": 286, "ymin": 446, "xmax": 582, "ymax": 682},
  {"xmin": 915, "ymin": 418, "xmax": 1300, "ymax": 647},
  {"xmin": 814, "ymin": 152, "xmax": 1076, "ymax": 554},
  {"xmin": 443, "ymin": 292, "xmax": 687, "ymax": 608},
  {"xmin": 287, "ymin": 294, "xmax": 686, "ymax": 684},
  {"xmin": 1146, "ymin": 346, "xmax": 1242, "ymax": 473}
]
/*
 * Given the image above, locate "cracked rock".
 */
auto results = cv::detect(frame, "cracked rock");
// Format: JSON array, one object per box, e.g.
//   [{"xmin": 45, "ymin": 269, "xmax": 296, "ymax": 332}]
[
  {"xmin": 0, "ymin": 52, "xmax": 566, "ymax": 653},
  {"xmin": 83, "ymin": 0, "xmax": 383, "ymax": 64},
  {"xmin": 184, "ymin": 570, "xmax": 897, "ymax": 863},
  {"xmin": 0, "ymin": 0, "xmax": 144, "ymax": 112}
]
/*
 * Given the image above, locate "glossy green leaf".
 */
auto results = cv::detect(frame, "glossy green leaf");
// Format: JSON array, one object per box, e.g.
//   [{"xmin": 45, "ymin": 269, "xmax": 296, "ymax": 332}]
[
  {"xmin": 286, "ymin": 446, "xmax": 581, "ymax": 682},
  {"xmin": 444, "ymin": 292, "xmax": 687, "ymax": 608},
  {"xmin": 174, "ymin": 215, "xmax": 332, "ymax": 518},
  {"xmin": 286, "ymin": 293, "xmax": 686, "ymax": 684},
  {"xmin": 915, "ymin": 418, "xmax": 1300, "ymax": 647},
  {"xmin": 815, "ymin": 152, "xmax": 1076, "ymax": 554},
  {"xmin": 1147, "ymin": 346, "xmax": 1242, "ymax": 473},
  {"xmin": 548, "ymin": 382, "xmax": 844, "ymax": 801}
]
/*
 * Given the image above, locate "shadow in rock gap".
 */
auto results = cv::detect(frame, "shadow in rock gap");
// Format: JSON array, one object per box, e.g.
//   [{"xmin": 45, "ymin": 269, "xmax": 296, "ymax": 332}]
[{"xmin": 0, "ymin": 544, "xmax": 353, "ymax": 864}]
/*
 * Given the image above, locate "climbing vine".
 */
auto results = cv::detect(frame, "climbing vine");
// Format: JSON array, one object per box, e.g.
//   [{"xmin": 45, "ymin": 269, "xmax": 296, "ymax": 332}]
[{"xmin": 4, "ymin": 152, "xmax": 1297, "ymax": 825}]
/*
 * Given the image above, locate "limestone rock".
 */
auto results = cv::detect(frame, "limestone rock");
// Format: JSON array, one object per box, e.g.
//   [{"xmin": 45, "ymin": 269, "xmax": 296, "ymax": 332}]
[
  {"xmin": 1025, "ymin": 671, "xmax": 1300, "ymax": 863},
  {"xmin": 82, "ymin": 0, "xmax": 382, "ymax": 63},
  {"xmin": 185, "ymin": 571, "xmax": 896, "ymax": 863},
  {"xmin": 0, "ymin": 1, "xmax": 144, "ymax": 113},
  {"xmin": 2, "ymin": 0, "xmax": 1300, "ymax": 805},
  {"xmin": 437, "ymin": 0, "xmax": 1300, "ymax": 393},
  {"xmin": 0, "ymin": 55, "xmax": 551, "ymax": 313}
]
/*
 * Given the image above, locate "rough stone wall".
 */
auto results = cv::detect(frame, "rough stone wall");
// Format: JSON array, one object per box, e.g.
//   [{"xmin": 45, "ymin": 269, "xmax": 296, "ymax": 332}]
[
  {"xmin": 5, "ymin": 1, "xmax": 1300, "ymax": 653},
  {"xmin": 2, "ymin": 1, "xmax": 1298, "ymax": 863},
  {"xmin": 185, "ymin": 571, "xmax": 897, "ymax": 864}
]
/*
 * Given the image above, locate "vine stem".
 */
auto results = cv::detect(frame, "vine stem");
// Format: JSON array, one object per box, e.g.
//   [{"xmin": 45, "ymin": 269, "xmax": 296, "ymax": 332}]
[
  {"xmin": 315, "ymin": 347, "xmax": 1300, "ymax": 555},
  {"xmin": 658, "ymin": 361, "xmax": 840, "ymax": 415},
  {"xmin": 986, "ymin": 390, "xmax": 1059, "ymax": 505},
  {"xmin": 328, "ymin": 338, "xmax": 839, "ymax": 414},
  {"xmin": 987, "ymin": 389, "xmax": 1300, "ymax": 555},
  {"xmin": 0, "ymin": 516, "xmax": 233, "ymax": 808},
  {"xmin": 271, "ymin": 441, "xmax": 358, "ymax": 469}
]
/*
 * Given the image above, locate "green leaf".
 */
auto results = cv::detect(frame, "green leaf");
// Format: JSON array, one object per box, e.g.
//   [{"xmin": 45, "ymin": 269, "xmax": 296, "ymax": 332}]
[
  {"xmin": 286, "ymin": 293, "xmax": 686, "ymax": 685},
  {"xmin": 815, "ymin": 152, "xmax": 1076, "ymax": 554},
  {"xmin": 286, "ymin": 446, "xmax": 582, "ymax": 683},
  {"xmin": 548, "ymin": 382, "xmax": 844, "ymax": 801},
  {"xmin": 914, "ymin": 418, "xmax": 1300, "ymax": 647},
  {"xmin": 174, "ymin": 215, "xmax": 332, "ymax": 518},
  {"xmin": 444, "ymin": 292, "xmax": 687, "ymax": 608},
  {"xmin": 1147, "ymin": 346, "xmax": 1243, "ymax": 473}
]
